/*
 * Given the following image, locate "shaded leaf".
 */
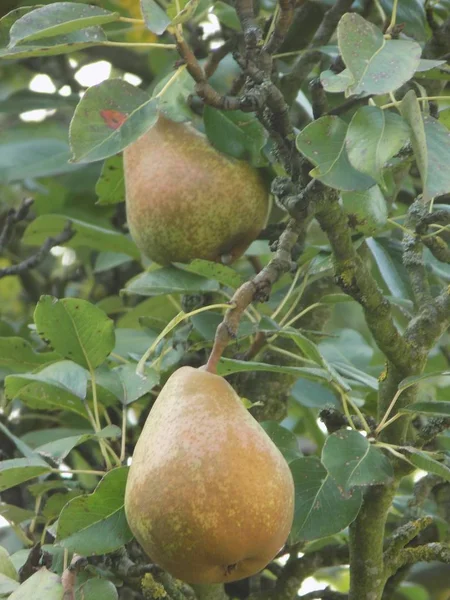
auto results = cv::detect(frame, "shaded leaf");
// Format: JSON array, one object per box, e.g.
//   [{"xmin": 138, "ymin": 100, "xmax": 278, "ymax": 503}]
[
  {"xmin": 322, "ymin": 430, "xmax": 394, "ymax": 489},
  {"xmin": 125, "ymin": 266, "xmax": 220, "ymax": 296},
  {"xmin": 0, "ymin": 458, "xmax": 51, "ymax": 492},
  {"xmin": 400, "ymin": 401, "xmax": 450, "ymax": 418},
  {"xmin": 9, "ymin": 568, "xmax": 63, "ymax": 600},
  {"xmin": 404, "ymin": 448, "xmax": 450, "ymax": 481},
  {"xmin": 0, "ymin": 27, "xmax": 106, "ymax": 60},
  {"xmin": 140, "ymin": 0, "xmax": 171, "ymax": 35},
  {"xmin": 0, "ymin": 337, "xmax": 60, "ymax": 372},
  {"xmin": 9, "ymin": 3, "xmax": 118, "ymax": 46},
  {"xmin": 23, "ymin": 214, "xmax": 140, "ymax": 259},
  {"xmin": 341, "ymin": 186, "xmax": 388, "ymax": 236},
  {"xmin": 289, "ymin": 457, "xmax": 362, "ymax": 542},
  {"xmin": 203, "ymin": 106, "xmax": 268, "ymax": 167},
  {"xmin": 261, "ymin": 422, "xmax": 302, "ymax": 463},
  {"xmin": 57, "ymin": 467, "xmax": 133, "ymax": 554},
  {"xmin": 346, "ymin": 107, "xmax": 410, "ymax": 186},
  {"xmin": 399, "ymin": 90, "xmax": 427, "ymax": 194},
  {"xmin": 95, "ymin": 155, "xmax": 125, "ymax": 206},
  {"xmin": 36, "ymin": 425, "xmax": 120, "ymax": 462},
  {"xmin": 175, "ymin": 259, "xmax": 242, "ymax": 289},
  {"xmin": 296, "ymin": 116, "xmax": 375, "ymax": 191}
]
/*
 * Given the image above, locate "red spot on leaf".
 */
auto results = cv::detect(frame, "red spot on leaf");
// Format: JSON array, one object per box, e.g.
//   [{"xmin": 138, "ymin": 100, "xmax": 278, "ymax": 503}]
[{"xmin": 100, "ymin": 109, "xmax": 127, "ymax": 130}]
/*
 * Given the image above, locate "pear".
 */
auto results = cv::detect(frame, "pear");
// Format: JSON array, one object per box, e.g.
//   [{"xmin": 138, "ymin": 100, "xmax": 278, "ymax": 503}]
[
  {"xmin": 123, "ymin": 115, "xmax": 269, "ymax": 265},
  {"xmin": 124, "ymin": 366, "xmax": 294, "ymax": 584}
]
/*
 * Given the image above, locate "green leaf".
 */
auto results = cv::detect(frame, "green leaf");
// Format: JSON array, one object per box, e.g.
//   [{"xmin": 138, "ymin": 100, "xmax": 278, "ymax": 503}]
[
  {"xmin": 289, "ymin": 457, "xmax": 362, "ymax": 542},
  {"xmin": 153, "ymin": 67, "xmax": 195, "ymax": 123},
  {"xmin": 217, "ymin": 358, "xmax": 333, "ymax": 385},
  {"xmin": 0, "ymin": 504, "xmax": 35, "ymax": 525},
  {"xmin": 125, "ymin": 266, "xmax": 220, "ymax": 296},
  {"xmin": 366, "ymin": 237, "xmax": 412, "ymax": 299},
  {"xmin": 399, "ymin": 90, "xmax": 427, "ymax": 194},
  {"xmin": 94, "ymin": 252, "xmax": 133, "ymax": 273},
  {"xmin": 341, "ymin": 186, "xmax": 388, "ymax": 236},
  {"xmin": 36, "ymin": 425, "xmax": 120, "ymax": 462},
  {"xmin": 9, "ymin": 568, "xmax": 63, "ymax": 600},
  {"xmin": 0, "ymin": 27, "xmax": 106, "ymax": 60},
  {"xmin": 75, "ymin": 578, "xmax": 118, "ymax": 600},
  {"xmin": 261, "ymin": 422, "xmax": 302, "ymax": 463},
  {"xmin": 320, "ymin": 68, "xmax": 354, "ymax": 93},
  {"xmin": 337, "ymin": 13, "xmax": 421, "ymax": 96},
  {"xmin": 380, "ymin": 0, "xmax": 426, "ymax": 41},
  {"xmin": 203, "ymin": 106, "xmax": 268, "ymax": 167},
  {"xmin": 57, "ymin": 467, "xmax": 133, "ymax": 554},
  {"xmin": 23, "ymin": 214, "xmax": 140, "ymax": 259},
  {"xmin": 111, "ymin": 364, "xmax": 159, "ymax": 405},
  {"xmin": 0, "ymin": 458, "xmax": 51, "ymax": 492},
  {"xmin": 0, "ymin": 90, "xmax": 78, "ymax": 113},
  {"xmin": 5, "ymin": 373, "xmax": 89, "ymax": 419},
  {"xmin": 0, "ymin": 337, "xmax": 60, "ymax": 372},
  {"xmin": 322, "ymin": 430, "xmax": 394, "ymax": 489},
  {"xmin": 175, "ymin": 259, "xmax": 242, "ymax": 289},
  {"xmin": 346, "ymin": 107, "xmax": 410, "ymax": 186},
  {"xmin": 140, "ymin": 0, "xmax": 171, "ymax": 35},
  {"xmin": 9, "ymin": 3, "xmax": 118, "ymax": 46},
  {"xmin": 422, "ymin": 116, "xmax": 450, "ymax": 200},
  {"xmin": 296, "ymin": 116, "xmax": 375, "ymax": 191},
  {"xmin": 70, "ymin": 79, "xmax": 159, "ymax": 163},
  {"xmin": 291, "ymin": 379, "xmax": 339, "ymax": 409},
  {"xmin": 34, "ymin": 296, "xmax": 115, "ymax": 370},
  {"xmin": 42, "ymin": 490, "xmax": 83, "ymax": 520},
  {"xmin": 169, "ymin": 0, "xmax": 200, "ymax": 25},
  {"xmin": 404, "ymin": 448, "xmax": 450, "ymax": 481},
  {"xmin": 0, "ymin": 546, "xmax": 18, "ymax": 581},
  {"xmin": 95, "ymin": 155, "xmax": 125, "ymax": 205},
  {"xmin": 401, "ymin": 401, "xmax": 450, "ymax": 417},
  {"xmin": 0, "ymin": 573, "xmax": 20, "ymax": 595},
  {"xmin": 212, "ymin": 0, "xmax": 241, "ymax": 30},
  {"xmin": 398, "ymin": 371, "xmax": 450, "ymax": 392},
  {"xmin": 0, "ymin": 129, "xmax": 80, "ymax": 184}
]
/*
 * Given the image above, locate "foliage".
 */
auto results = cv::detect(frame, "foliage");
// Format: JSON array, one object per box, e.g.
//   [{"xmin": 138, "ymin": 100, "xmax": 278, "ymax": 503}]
[{"xmin": 0, "ymin": 0, "xmax": 450, "ymax": 599}]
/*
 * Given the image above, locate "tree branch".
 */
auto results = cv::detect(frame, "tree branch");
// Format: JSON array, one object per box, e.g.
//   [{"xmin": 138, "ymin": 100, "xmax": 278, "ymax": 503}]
[
  {"xmin": 0, "ymin": 221, "xmax": 75, "ymax": 279},
  {"xmin": 386, "ymin": 543, "xmax": 450, "ymax": 578},
  {"xmin": 384, "ymin": 517, "xmax": 433, "ymax": 561},
  {"xmin": 281, "ymin": 0, "xmax": 355, "ymax": 105},
  {"xmin": 0, "ymin": 197, "xmax": 34, "ymax": 252}
]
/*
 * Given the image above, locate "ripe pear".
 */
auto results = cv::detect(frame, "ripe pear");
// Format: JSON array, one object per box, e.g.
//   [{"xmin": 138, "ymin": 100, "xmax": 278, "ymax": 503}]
[
  {"xmin": 123, "ymin": 114, "xmax": 269, "ymax": 265},
  {"xmin": 124, "ymin": 366, "xmax": 294, "ymax": 584}
]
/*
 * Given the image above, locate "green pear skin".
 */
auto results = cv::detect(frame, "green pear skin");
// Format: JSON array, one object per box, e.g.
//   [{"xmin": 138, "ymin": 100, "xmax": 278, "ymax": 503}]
[
  {"xmin": 123, "ymin": 115, "xmax": 269, "ymax": 265},
  {"xmin": 124, "ymin": 367, "xmax": 294, "ymax": 584}
]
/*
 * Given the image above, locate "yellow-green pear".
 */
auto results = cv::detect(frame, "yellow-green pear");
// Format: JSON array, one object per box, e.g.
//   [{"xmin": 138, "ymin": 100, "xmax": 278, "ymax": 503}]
[
  {"xmin": 123, "ymin": 114, "xmax": 269, "ymax": 265},
  {"xmin": 124, "ymin": 366, "xmax": 294, "ymax": 584}
]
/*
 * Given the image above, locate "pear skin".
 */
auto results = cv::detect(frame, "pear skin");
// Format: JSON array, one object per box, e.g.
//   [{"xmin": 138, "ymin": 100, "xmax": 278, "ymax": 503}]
[
  {"xmin": 123, "ymin": 115, "xmax": 269, "ymax": 265},
  {"xmin": 124, "ymin": 367, "xmax": 294, "ymax": 584}
]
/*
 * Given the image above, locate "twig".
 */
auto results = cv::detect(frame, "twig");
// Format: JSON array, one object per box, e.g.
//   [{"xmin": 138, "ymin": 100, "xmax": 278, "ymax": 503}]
[
  {"xmin": 264, "ymin": 0, "xmax": 296, "ymax": 55},
  {"xmin": 204, "ymin": 38, "xmax": 238, "ymax": 78},
  {"xmin": 282, "ymin": 0, "xmax": 356, "ymax": 105},
  {"xmin": 386, "ymin": 543, "xmax": 450, "ymax": 578},
  {"xmin": 0, "ymin": 222, "xmax": 75, "ymax": 279},
  {"xmin": 0, "ymin": 197, "xmax": 34, "ymax": 252},
  {"xmin": 62, "ymin": 554, "xmax": 87, "ymax": 600},
  {"xmin": 299, "ymin": 590, "xmax": 347, "ymax": 600},
  {"xmin": 205, "ymin": 218, "xmax": 302, "ymax": 372},
  {"xmin": 384, "ymin": 517, "xmax": 433, "ymax": 561}
]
